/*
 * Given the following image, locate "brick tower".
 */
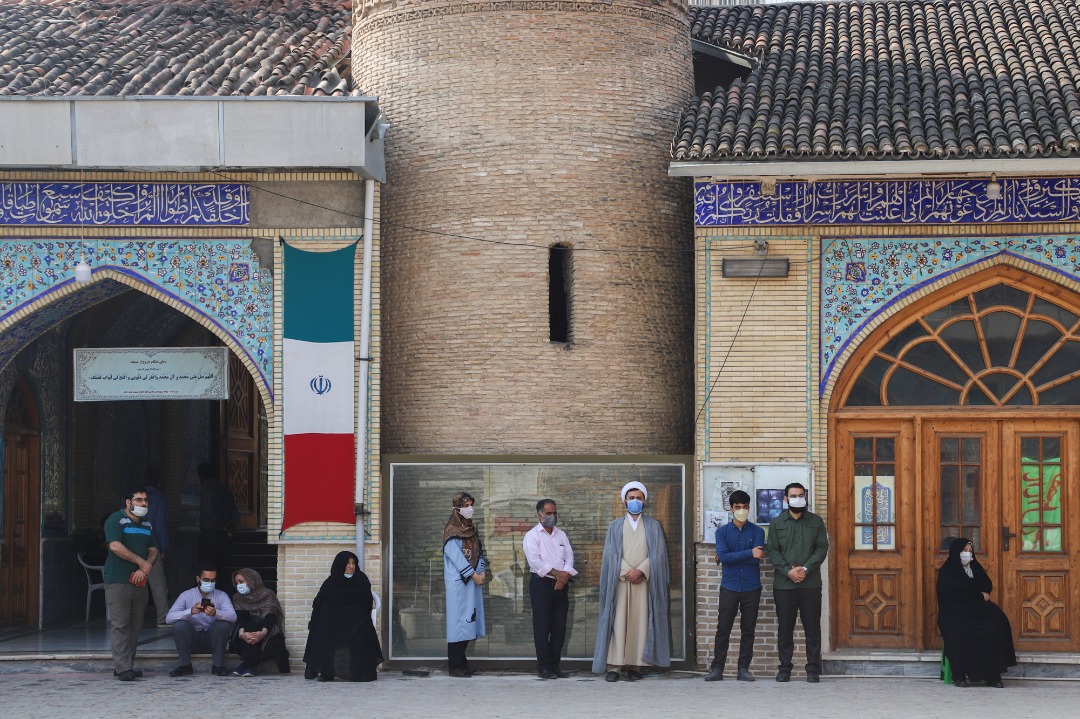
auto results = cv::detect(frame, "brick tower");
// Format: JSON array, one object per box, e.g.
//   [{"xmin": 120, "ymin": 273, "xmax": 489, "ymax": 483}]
[{"xmin": 355, "ymin": 0, "xmax": 695, "ymax": 455}]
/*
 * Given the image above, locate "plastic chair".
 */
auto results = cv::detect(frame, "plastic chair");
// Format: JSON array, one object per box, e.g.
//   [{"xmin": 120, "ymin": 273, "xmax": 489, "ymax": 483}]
[
  {"xmin": 371, "ymin": 590, "xmax": 381, "ymax": 626},
  {"xmin": 77, "ymin": 551, "xmax": 109, "ymax": 622}
]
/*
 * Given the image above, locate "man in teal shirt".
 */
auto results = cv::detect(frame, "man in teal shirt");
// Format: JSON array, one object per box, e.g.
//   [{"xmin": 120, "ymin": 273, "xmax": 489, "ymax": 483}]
[
  {"xmin": 104, "ymin": 485, "xmax": 158, "ymax": 681},
  {"xmin": 766, "ymin": 482, "xmax": 828, "ymax": 683}
]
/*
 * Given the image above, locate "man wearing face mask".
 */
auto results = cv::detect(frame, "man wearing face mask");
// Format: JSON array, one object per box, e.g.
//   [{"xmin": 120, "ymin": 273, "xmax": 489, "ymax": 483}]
[
  {"xmin": 104, "ymin": 485, "xmax": 159, "ymax": 681},
  {"xmin": 523, "ymin": 498, "xmax": 578, "ymax": 679},
  {"xmin": 766, "ymin": 482, "xmax": 829, "ymax": 683},
  {"xmin": 166, "ymin": 564, "xmax": 237, "ymax": 677},
  {"xmin": 704, "ymin": 490, "xmax": 765, "ymax": 682},
  {"xmin": 592, "ymin": 481, "xmax": 672, "ymax": 682}
]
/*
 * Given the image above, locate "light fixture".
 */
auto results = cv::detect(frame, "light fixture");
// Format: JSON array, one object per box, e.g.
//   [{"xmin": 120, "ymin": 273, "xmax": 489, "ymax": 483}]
[
  {"xmin": 985, "ymin": 173, "xmax": 1002, "ymax": 200},
  {"xmin": 74, "ymin": 254, "xmax": 92, "ymax": 283},
  {"xmin": 722, "ymin": 257, "xmax": 790, "ymax": 278}
]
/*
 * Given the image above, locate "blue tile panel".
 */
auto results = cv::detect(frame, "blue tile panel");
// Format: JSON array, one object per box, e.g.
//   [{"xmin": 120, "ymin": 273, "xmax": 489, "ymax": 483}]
[
  {"xmin": 0, "ymin": 240, "xmax": 272, "ymax": 393},
  {"xmin": 820, "ymin": 236, "xmax": 1080, "ymax": 397},
  {"xmin": 0, "ymin": 183, "xmax": 249, "ymax": 226},
  {"xmin": 695, "ymin": 179, "xmax": 1080, "ymax": 227}
]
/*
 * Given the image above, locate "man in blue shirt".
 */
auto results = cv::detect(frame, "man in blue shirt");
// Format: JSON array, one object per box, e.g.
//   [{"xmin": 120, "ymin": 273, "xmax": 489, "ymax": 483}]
[{"xmin": 704, "ymin": 490, "xmax": 765, "ymax": 682}]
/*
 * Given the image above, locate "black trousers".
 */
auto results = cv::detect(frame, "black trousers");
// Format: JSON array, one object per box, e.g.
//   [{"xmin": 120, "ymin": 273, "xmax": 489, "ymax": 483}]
[
  {"xmin": 774, "ymin": 586, "xmax": 823, "ymax": 673},
  {"xmin": 235, "ymin": 632, "xmax": 290, "ymax": 673},
  {"xmin": 710, "ymin": 587, "xmax": 762, "ymax": 671},
  {"xmin": 529, "ymin": 574, "xmax": 570, "ymax": 672},
  {"xmin": 447, "ymin": 640, "xmax": 470, "ymax": 671}
]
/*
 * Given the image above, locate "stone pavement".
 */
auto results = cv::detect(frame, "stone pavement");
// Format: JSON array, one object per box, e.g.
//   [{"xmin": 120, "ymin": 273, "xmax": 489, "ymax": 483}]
[{"xmin": 2, "ymin": 669, "xmax": 1079, "ymax": 719}]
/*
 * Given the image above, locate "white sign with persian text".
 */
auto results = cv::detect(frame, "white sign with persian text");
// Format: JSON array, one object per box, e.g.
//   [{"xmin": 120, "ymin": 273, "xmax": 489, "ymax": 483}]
[{"xmin": 74, "ymin": 347, "xmax": 228, "ymax": 401}]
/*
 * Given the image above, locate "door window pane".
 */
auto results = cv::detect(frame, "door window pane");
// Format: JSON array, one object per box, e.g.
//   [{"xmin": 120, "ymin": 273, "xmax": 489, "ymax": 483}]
[
  {"xmin": 940, "ymin": 437, "xmax": 980, "ymax": 545},
  {"xmin": 389, "ymin": 462, "xmax": 686, "ymax": 661},
  {"xmin": 1019, "ymin": 436, "xmax": 1064, "ymax": 552},
  {"xmin": 853, "ymin": 437, "xmax": 897, "ymax": 550}
]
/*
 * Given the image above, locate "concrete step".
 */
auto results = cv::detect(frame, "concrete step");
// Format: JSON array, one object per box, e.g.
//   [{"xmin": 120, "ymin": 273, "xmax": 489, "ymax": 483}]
[{"xmin": 824, "ymin": 651, "xmax": 1080, "ymax": 679}]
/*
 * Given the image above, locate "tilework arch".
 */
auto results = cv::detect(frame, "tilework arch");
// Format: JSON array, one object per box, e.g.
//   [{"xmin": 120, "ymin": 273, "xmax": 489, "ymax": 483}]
[
  {"xmin": 0, "ymin": 239, "xmax": 273, "ymax": 413},
  {"xmin": 822, "ymin": 248, "xmax": 1080, "ymax": 409}
]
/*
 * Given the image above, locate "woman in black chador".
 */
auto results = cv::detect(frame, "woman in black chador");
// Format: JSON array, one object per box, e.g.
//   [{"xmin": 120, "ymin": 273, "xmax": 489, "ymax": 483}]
[
  {"xmin": 936, "ymin": 537, "xmax": 1017, "ymax": 687},
  {"xmin": 303, "ymin": 551, "xmax": 383, "ymax": 681}
]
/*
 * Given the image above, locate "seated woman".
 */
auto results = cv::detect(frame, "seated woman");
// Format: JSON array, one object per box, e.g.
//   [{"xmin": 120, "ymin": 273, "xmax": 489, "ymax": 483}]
[
  {"xmin": 303, "ymin": 551, "xmax": 383, "ymax": 682},
  {"xmin": 229, "ymin": 568, "xmax": 290, "ymax": 677},
  {"xmin": 937, "ymin": 537, "xmax": 1017, "ymax": 688}
]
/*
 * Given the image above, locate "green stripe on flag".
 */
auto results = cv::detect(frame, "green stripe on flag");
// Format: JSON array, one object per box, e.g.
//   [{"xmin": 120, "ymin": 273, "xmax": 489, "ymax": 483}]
[{"xmin": 283, "ymin": 243, "xmax": 355, "ymax": 343}]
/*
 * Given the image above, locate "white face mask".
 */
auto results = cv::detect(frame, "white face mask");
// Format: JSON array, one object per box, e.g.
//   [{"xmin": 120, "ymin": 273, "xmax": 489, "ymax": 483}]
[
  {"xmin": 130, "ymin": 503, "xmax": 148, "ymax": 518},
  {"xmin": 959, "ymin": 551, "xmax": 974, "ymax": 565},
  {"xmin": 458, "ymin": 506, "xmax": 475, "ymax": 520},
  {"xmin": 787, "ymin": 495, "xmax": 807, "ymax": 509},
  {"xmin": 732, "ymin": 508, "xmax": 750, "ymax": 523}
]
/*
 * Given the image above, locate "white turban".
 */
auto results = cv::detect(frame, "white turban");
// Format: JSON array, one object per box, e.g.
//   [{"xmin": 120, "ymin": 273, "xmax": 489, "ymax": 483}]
[{"xmin": 621, "ymin": 481, "xmax": 648, "ymax": 501}]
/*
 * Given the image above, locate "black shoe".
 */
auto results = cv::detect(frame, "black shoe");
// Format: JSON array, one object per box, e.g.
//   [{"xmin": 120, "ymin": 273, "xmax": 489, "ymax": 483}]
[
  {"xmin": 987, "ymin": 678, "xmax": 1004, "ymax": 688},
  {"xmin": 954, "ymin": 678, "xmax": 969, "ymax": 688},
  {"xmin": 538, "ymin": 669, "xmax": 557, "ymax": 679},
  {"xmin": 703, "ymin": 666, "xmax": 723, "ymax": 682},
  {"xmin": 449, "ymin": 668, "xmax": 472, "ymax": 678},
  {"xmin": 211, "ymin": 665, "xmax": 229, "ymax": 677},
  {"xmin": 605, "ymin": 670, "xmax": 619, "ymax": 682},
  {"xmin": 806, "ymin": 671, "xmax": 821, "ymax": 683},
  {"xmin": 552, "ymin": 668, "xmax": 569, "ymax": 678},
  {"xmin": 116, "ymin": 669, "xmax": 139, "ymax": 681},
  {"xmin": 317, "ymin": 674, "xmax": 335, "ymax": 682},
  {"xmin": 626, "ymin": 669, "xmax": 643, "ymax": 681},
  {"xmin": 169, "ymin": 664, "xmax": 193, "ymax": 678},
  {"xmin": 737, "ymin": 668, "xmax": 756, "ymax": 682},
  {"xmin": 113, "ymin": 669, "xmax": 143, "ymax": 678},
  {"xmin": 776, "ymin": 669, "xmax": 791, "ymax": 682}
]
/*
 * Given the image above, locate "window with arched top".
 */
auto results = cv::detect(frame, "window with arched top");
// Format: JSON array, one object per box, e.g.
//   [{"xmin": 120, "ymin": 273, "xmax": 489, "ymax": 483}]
[{"xmin": 844, "ymin": 282, "xmax": 1080, "ymax": 407}]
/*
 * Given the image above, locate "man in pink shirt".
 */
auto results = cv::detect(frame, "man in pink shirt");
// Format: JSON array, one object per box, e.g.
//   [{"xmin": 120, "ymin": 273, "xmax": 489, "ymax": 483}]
[{"xmin": 523, "ymin": 498, "xmax": 578, "ymax": 679}]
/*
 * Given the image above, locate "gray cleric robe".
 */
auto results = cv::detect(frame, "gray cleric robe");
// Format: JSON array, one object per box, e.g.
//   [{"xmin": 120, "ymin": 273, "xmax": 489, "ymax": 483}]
[{"xmin": 591, "ymin": 515, "xmax": 672, "ymax": 673}]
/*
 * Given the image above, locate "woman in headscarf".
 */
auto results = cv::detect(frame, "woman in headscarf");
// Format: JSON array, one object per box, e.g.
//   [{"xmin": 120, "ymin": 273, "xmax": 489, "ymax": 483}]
[
  {"xmin": 443, "ymin": 492, "xmax": 487, "ymax": 678},
  {"xmin": 229, "ymin": 567, "xmax": 290, "ymax": 676},
  {"xmin": 936, "ymin": 537, "xmax": 1017, "ymax": 687},
  {"xmin": 302, "ymin": 550, "xmax": 383, "ymax": 682}
]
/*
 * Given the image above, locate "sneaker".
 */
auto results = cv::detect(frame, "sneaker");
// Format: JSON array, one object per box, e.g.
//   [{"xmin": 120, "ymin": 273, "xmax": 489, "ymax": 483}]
[
  {"xmin": 703, "ymin": 666, "xmax": 723, "ymax": 682},
  {"xmin": 211, "ymin": 665, "xmax": 229, "ymax": 677},
  {"xmin": 737, "ymin": 668, "xmax": 756, "ymax": 682},
  {"xmin": 169, "ymin": 664, "xmax": 193, "ymax": 678},
  {"xmin": 232, "ymin": 664, "xmax": 254, "ymax": 677},
  {"xmin": 776, "ymin": 669, "xmax": 791, "ymax": 682}
]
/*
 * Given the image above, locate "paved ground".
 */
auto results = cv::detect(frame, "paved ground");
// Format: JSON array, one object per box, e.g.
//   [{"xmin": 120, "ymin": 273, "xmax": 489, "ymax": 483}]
[{"xmin": 2, "ymin": 669, "xmax": 1079, "ymax": 719}]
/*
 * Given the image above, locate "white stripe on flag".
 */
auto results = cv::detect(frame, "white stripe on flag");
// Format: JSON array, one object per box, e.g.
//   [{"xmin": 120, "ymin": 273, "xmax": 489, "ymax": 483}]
[{"xmin": 283, "ymin": 338, "xmax": 354, "ymax": 435}]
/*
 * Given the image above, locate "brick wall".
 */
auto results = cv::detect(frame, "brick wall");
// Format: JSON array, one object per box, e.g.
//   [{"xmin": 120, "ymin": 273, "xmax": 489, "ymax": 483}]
[{"xmin": 355, "ymin": 0, "xmax": 697, "ymax": 455}]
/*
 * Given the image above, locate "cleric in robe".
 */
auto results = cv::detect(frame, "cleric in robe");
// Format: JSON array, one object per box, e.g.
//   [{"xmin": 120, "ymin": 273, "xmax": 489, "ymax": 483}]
[{"xmin": 591, "ymin": 481, "xmax": 672, "ymax": 681}]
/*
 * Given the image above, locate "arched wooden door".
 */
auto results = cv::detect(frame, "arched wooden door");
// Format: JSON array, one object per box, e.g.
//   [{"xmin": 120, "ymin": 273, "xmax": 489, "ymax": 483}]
[
  {"xmin": 831, "ymin": 267, "xmax": 1080, "ymax": 653},
  {"xmin": 1, "ymin": 378, "xmax": 40, "ymax": 629}
]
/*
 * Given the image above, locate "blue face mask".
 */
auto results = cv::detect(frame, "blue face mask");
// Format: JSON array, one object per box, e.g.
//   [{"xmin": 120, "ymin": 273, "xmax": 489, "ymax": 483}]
[
  {"xmin": 200, "ymin": 581, "xmax": 215, "ymax": 593},
  {"xmin": 626, "ymin": 499, "xmax": 644, "ymax": 515},
  {"xmin": 344, "ymin": 573, "xmax": 355, "ymax": 579}
]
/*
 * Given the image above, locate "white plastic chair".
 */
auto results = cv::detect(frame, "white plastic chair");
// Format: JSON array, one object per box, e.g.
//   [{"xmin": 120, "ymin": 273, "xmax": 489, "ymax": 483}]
[
  {"xmin": 77, "ymin": 551, "xmax": 109, "ymax": 622},
  {"xmin": 371, "ymin": 590, "xmax": 381, "ymax": 626}
]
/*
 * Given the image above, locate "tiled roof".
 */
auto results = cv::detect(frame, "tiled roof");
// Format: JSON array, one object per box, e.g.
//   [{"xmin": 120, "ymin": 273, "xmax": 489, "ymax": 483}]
[
  {"xmin": 673, "ymin": 0, "xmax": 1080, "ymax": 161},
  {"xmin": 0, "ymin": 0, "xmax": 353, "ymax": 96}
]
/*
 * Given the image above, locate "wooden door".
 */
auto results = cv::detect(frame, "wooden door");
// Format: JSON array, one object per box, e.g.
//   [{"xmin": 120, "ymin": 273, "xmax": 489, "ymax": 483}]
[
  {"xmin": 1, "ymin": 380, "xmax": 40, "ymax": 629},
  {"xmin": 1000, "ymin": 419, "xmax": 1080, "ymax": 652},
  {"xmin": 920, "ymin": 419, "xmax": 1002, "ymax": 649},
  {"xmin": 220, "ymin": 352, "xmax": 260, "ymax": 530},
  {"xmin": 832, "ymin": 418, "xmax": 917, "ymax": 648}
]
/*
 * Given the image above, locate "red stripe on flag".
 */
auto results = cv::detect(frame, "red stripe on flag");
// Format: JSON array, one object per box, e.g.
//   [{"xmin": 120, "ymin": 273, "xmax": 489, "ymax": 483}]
[{"xmin": 282, "ymin": 433, "xmax": 355, "ymax": 530}]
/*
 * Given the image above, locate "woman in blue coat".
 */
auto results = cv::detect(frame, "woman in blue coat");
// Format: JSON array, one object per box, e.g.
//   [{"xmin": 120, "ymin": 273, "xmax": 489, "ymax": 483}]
[{"xmin": 443, "ymin": 491, "xmax": 486, "ymax": 677}]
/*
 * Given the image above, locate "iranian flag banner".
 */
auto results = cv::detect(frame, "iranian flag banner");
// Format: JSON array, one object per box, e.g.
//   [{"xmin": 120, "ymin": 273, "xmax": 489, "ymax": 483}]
[{"xmin": 281, "ymin": 243, "xmax": 356, "ymax": 530}]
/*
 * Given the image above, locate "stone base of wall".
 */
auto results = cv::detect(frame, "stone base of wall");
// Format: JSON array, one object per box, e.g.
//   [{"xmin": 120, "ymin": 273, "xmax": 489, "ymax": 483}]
[
  {"xmin": 276, "ymin": 542, "xmax": 384, "ymax": 667},
  {"xmin": 695, "ymin": 544, "xmax": 811, "ymax": 678}
]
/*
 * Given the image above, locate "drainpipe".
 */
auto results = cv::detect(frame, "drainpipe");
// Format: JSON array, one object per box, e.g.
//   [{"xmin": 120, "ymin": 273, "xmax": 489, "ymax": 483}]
[{"xmin": 356, "ymin": 178, "xmax": 375, "ymax": 572}]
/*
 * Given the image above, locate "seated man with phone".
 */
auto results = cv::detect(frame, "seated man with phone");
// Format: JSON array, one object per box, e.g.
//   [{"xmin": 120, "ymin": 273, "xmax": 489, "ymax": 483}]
[{"xmin": 166, "ymin": 564, "xmax": 237, "ymax": 677}]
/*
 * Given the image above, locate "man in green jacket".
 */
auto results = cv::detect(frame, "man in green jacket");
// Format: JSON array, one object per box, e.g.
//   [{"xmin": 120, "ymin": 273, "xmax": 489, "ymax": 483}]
[{"xmin": 766, "ymin": 482, "xmax": 828, "ymax": 684}]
